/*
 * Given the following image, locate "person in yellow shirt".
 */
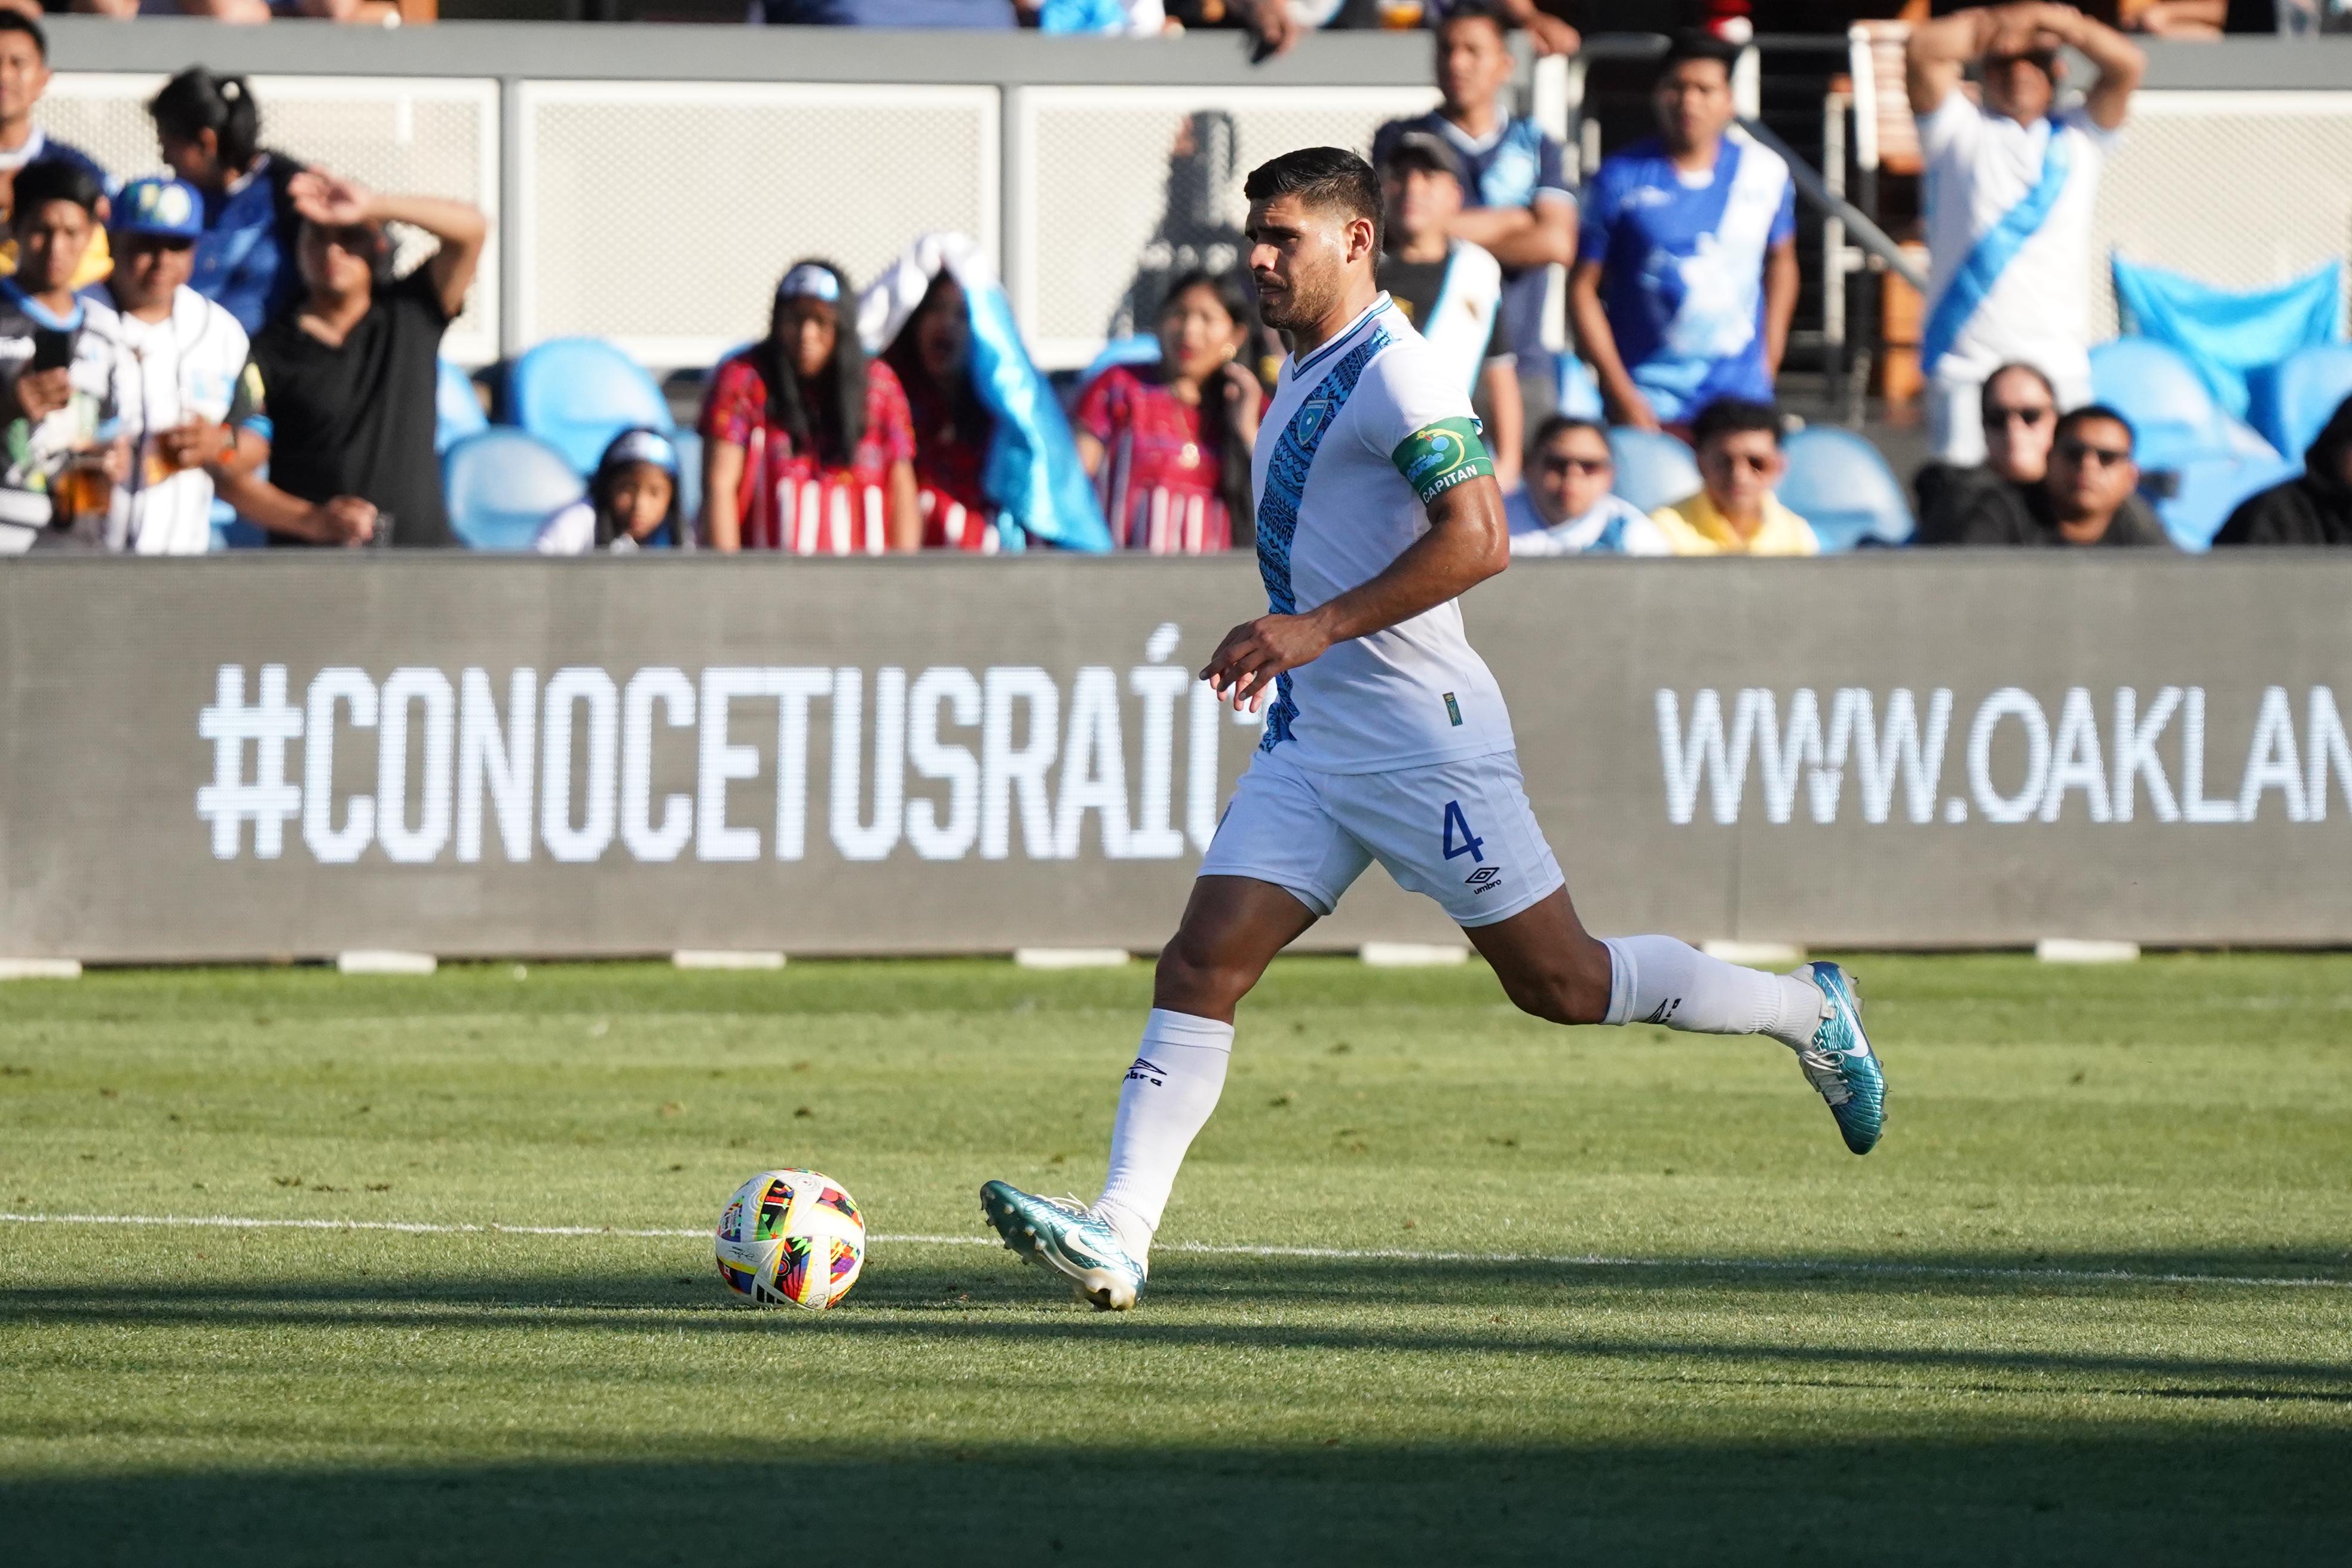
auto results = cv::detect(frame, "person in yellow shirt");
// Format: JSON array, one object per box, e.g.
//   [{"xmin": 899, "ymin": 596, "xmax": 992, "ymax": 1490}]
[{"xmin": 1649, "ymin": 397, "xmax": 1820, "ymax": 555}]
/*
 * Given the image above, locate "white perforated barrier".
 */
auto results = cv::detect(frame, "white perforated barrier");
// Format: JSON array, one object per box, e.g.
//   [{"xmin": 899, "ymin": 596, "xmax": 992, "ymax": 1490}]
[
  {"xmin": 512, "ymin": 81, "xmax": 999, "ymax": 370},
  {"xmin": 2088, "ymin": 90, "xmax": 2352, "ymax": 341},
  {"xmin": 1012, "ymin": 84, "xmax": 1438, "ymax": 369},
  {"xmin": 48, "ymin": 74, "xmax": 503, "ymax": 366}
]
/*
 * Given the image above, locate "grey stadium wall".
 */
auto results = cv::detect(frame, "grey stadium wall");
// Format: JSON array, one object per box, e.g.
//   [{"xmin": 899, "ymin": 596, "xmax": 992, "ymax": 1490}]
[{"xmin": 4, "ymin": 554, "xmax": 2350, "ymax": 963}]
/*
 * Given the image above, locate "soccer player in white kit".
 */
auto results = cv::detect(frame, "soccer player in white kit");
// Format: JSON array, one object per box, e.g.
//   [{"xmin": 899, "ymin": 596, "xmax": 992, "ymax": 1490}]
[{"xmin": 981, "ymin": 148, "xmax": 1884, "ymax": 1311}]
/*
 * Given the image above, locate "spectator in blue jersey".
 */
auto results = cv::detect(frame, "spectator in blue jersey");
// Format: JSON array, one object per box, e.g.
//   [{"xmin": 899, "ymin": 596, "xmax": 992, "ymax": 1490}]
[
  {"xmin": 1371, "ymin": 0, "xmax": 1576, "ymax": 366},
  {"xmin": 148, "ymin": 71, "xmax": 308, "ymax": 338},
  {"xmin": 1569, "ymin": 30, "xmax": 1797, "ymax": 434}
]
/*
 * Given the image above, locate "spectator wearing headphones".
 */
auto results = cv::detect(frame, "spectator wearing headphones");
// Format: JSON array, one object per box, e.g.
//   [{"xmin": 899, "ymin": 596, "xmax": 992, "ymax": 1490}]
[
  {"xmin": 89, "ymin": 177, "xmax": 273, "ymax": 555},
  {"xmin": 148, "ymin": 71, "xmax": 309, "ymax": 338},
  {"xmin": 700, "ymin": 259, "xmax": 919, "ymax": 554},
  {"xmin": 234, "ymin": 170, "xmax": 489, "ymax": 549},
  {"xmin": 535, "ymin": 427, "xmax": 688, "ymax": 554}
]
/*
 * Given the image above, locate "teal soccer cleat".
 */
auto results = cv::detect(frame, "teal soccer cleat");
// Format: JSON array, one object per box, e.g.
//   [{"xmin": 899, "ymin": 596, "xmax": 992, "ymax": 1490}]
[
  {"xmin": 979, "ymin": 1180, "xmax": 1147, "ymax": 1311},
  {"xmin": 1792, "ymin": 961, "xmax": 1885, "ymax": 1154}
]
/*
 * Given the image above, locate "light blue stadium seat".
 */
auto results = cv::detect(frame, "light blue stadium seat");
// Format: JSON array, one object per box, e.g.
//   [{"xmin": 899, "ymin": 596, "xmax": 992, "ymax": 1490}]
[
  {"xmin": 2088, "ymin": 336, "xmax": 2243, "ymax": 471},
  {"xmin": 507, "ymin": 337, "xmax": 673, "ymax": 477},
  {"xmin": 2249, "ymin": 342, "xmax": 2352, "ymax": 464},
  {"xmin": 1554, "ymin": 357, "xmax": 1604, "ymax": 420},
  {"xmin": 1778, "ymin": 427, "xmax": 1916, "ymax": 552},
  {"xmin": 2152, "ymin": 452, "xmax": 2304, "ymax": 553},
  {"xmin": 1607, "ymin": 427, "xmax": 1700, "ymax": 514},
  {"xmin": 435, "ymin": 359, "xmax": 488, "ymax": 455},
  {"xmin": 442, "ymin": 428, "xmax": 586, "ymax": 552}
]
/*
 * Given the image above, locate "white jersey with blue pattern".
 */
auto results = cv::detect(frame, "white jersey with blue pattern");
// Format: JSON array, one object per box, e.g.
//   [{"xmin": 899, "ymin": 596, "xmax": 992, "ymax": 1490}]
[{"xmin": 1248, "ymin": 295, "xmax": 1514, "ymax": 776}]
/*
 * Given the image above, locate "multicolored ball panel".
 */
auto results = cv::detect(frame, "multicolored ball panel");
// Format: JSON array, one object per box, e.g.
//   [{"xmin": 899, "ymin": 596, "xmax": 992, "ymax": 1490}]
[{"xmin": 713, "ymin": 1168, "xmax": 866, "ymax": 1312}]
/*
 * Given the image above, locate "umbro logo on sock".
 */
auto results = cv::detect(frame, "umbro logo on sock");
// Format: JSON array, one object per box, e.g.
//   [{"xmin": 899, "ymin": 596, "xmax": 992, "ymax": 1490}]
[
  {"xmin": 1643, "ymin": 997, "xmax": 1682, "ymax": 1026},
  {"xmin": 1125, "ymin": 1057, "xmax": 1166, "ymax": 1086}
]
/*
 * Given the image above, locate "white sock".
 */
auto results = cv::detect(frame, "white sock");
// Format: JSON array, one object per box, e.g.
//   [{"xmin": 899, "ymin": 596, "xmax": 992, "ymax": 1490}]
[
  {"xmin": 1092, "ymin": 1008, "xmax": 1233, "ymax": 1263},
  {"xmin": 1600, "ymin": 935, "xmax": 1824, "ymax": 1050}
]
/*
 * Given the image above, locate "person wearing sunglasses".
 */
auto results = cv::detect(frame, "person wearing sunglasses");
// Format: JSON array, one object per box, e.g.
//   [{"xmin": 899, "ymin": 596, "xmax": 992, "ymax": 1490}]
[
  {"xmin": 1906, "ymin": 5, "xmax": 2143, "ymax": 467},
  {"xmin": 1505, "ymin": 414, "xmax": 1667, "ymax": 556},
  {"xmin": 241, "ymin": 168, "xmax": 488, "ymax": 549},
  {"xmin": 1918, "ymin": 361, "xmax": 2163, "ymax": 545},
  {"xmin": 2036, "ymin": 405, "xmax": 2169, "ymax": 548},
  {"xmin": 1649, "ymin": 397, "xmax": 1818, "ymax": 556}
]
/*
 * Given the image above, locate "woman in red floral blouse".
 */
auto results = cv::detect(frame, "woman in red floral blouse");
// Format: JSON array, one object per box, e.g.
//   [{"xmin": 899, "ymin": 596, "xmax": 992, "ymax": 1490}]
[
  {"xmin": 1072, "ymin": 270, "xmax": 1261, "ymax": 555},
  {"xmin": 700, "ymin": 259, "xmax": 920, "ymax": 554}
]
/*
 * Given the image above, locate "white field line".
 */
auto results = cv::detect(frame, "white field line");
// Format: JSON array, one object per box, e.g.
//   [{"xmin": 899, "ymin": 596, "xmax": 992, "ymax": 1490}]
[{"xmin": 2, "ymin": 1212, "xmax": 2345, "ymax": 1292}]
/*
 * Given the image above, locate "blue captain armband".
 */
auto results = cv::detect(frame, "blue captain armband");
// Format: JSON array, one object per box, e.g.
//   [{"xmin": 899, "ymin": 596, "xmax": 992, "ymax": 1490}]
[{"xmin": 1389, "ymin": 417, "xmax": 1493, "ymax": 504}]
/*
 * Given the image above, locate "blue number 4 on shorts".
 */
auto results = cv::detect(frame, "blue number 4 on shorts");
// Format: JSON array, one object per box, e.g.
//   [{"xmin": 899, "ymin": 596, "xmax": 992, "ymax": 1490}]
[{"xmin": 1442, "ymin": 799, "xmax": 1485, "ymax": 864}]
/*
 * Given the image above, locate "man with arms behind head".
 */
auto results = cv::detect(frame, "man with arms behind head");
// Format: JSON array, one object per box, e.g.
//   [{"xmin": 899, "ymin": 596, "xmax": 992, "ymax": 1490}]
[
  {"xmin": 1907, "ymin": 4, "xmax": 2143, "ymax": 466},
  {"xmin": 979, "ymin": 147, "xmax": 1884, "ymax": 1315},
  {"xmin": 1571, "ymin": 31, "xmax": 1797, "ymax": 434}
]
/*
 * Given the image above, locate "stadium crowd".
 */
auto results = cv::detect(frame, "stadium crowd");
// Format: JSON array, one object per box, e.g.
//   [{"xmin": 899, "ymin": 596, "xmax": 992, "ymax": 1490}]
[{"xmin": 1, "ymin": 4, "xmax": 2347, "ymax": 559}]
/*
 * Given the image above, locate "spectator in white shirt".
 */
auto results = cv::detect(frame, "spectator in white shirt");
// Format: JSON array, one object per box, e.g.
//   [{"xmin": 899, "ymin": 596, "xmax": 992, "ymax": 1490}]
[
  {"xmin": 1906, "ymin": 4, "xmax": 2143, "ymax": 466},
  {"xmin": 89, "ymin": 177, "xmax": 270, "ymax": 555},
  {"xmin": 535, "ymin": 427, "xmax": 685, "ymax": 555},
  {"xmin": 1506, "ymin": 415, "xmax": 1667, "ymax": 555}
]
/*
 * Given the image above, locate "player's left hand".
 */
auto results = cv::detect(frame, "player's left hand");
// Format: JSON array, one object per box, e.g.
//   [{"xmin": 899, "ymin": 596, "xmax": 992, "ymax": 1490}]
[{"xmin": 1202, "ymin": 611, "xmax": 1333, "ymax": 713}]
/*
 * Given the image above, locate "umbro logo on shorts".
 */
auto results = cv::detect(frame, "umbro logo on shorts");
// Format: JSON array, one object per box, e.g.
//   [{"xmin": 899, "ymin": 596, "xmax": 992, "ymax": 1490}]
[
  {"xmin": 1465, "ymin": 866, "xmax": 1505, "ymax": 896},
  {"xmin": 1125, "ymin": 1057, "xmax": 1166, "ymax": 1086}
]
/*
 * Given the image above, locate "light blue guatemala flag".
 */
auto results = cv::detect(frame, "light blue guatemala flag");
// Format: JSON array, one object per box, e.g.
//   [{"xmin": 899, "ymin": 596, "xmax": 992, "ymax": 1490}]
[{"xmin": 860, "ymin": 233, "xmax": 1112, "ymax": 553}]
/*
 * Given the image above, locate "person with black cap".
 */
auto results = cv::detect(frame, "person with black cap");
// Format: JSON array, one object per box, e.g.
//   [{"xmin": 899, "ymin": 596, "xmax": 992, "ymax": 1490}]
[
  {"xmin": 244, "ymin": 168, "xmax": 488, "ymax": 549},
  {"xmin": 1376, "ymin": 130, "xmax": 1521, "ymax": 493}
]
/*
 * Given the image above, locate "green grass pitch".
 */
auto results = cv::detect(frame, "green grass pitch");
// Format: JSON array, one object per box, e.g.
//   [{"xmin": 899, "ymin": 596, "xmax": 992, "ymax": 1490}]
[{"xmin": 2, "ymin": 954, "xmax": 2348, "ymax": 1564}]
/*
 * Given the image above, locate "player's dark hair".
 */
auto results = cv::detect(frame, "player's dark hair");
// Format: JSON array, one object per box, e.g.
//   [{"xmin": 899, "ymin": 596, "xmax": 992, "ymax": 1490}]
[
  {"xmin": 591, "ymin": 427, "xmax": 685, "ymax": 550},
  {"xmin": 0, "ymin": 11, "xmax": 47, "ymax": 59},
  {"xmin": 11, "ymin": 158, "xmax": 102, "ymax": 223},
  {"xmin": 1658, "ymin": 29, "xmax": 1741, "ymax": 82},
  {"xmin": 1690, "ymin": 397, "xmax": 1781, "ymax": 451},
  {"xmin": 149, "ymin": 69, "xmax": 263, "ymax": 174},
  {"xmin": 1533, "ymin": 414, "xmax": 1610, "ymax": 451},
  {"xmin": 1158, "ymin": 268, "xmax": 1259, "ymax": 547},
  {"xmin": 2054, "ymin": 403, "xmax": 2136, "ymax": 453},
  {"xmin": 761, "ymin": 258, "xmax": 866, "ymax": 468},
  {"xmin": 1979, "ymin": 362, "xmax": 2058, "ymax": 422},
  {"xmin": 884, "ymin": 268, "xmax": 992, "ymax": 456},
  {"xmin": 1244, "ymin": 146, "xmax": 1383, "ymax": 258},
  {"xmin": 1435, "ymin": 0, "xmax": 1512, "ymax": 36}
]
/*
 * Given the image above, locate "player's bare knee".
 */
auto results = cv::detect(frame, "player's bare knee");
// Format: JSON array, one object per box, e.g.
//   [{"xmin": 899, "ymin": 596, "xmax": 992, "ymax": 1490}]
[
  {"xmin": 1498, "ymin": 956, "xmax": 1609, "ymax": 1027},
  {"xmin": 1153, "ymin": 934, "xmax": 1256, "ymax": 1016}
]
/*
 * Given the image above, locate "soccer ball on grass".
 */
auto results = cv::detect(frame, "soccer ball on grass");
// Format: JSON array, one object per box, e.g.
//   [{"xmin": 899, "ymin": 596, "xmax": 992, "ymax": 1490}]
[{"xmin": 715, "ymin": 1168, "xmax": 866, "ymax": 1310}]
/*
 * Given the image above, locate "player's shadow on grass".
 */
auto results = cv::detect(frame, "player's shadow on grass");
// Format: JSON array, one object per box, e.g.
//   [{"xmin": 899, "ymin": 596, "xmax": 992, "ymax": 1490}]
[
  {"xmin": 4, "ymin": 1429, "xmax": 2350, "ymax": 1567},
  {"xmin": 6, "ymin": 1254, "xmax": 2348, "ymax": 1403}
]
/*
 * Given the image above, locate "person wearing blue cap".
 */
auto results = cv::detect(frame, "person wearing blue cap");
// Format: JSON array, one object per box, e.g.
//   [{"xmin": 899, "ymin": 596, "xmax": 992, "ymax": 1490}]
[
  {"xmin": 88, "ymin": 175, "xmax": 255, "ymax": 553},
  {"xmin": 534, "ymin": 425, "xmax": 688, "ymax": 554},
  {"xmin": 95, "ymin": 175, "xmax": 372, "ymax": 552}
]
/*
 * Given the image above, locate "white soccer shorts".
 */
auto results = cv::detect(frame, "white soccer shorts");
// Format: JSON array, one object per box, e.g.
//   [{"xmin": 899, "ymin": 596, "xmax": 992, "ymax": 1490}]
[{"xmin": 1198, "ymin": 744, "xmax": 1567, "ymax": 928}]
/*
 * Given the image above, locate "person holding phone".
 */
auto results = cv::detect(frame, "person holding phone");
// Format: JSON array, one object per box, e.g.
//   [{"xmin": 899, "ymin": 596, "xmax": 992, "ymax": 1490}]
[{"xmin": 0, "ymin": 157, "xmax": 119, "ymax": 553}]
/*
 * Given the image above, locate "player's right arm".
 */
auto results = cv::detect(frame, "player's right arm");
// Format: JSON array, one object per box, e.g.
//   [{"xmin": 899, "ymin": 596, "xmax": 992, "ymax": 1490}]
[{"xmin": 1203, "ymin": 473, "xmax": 1508, "ymax": 711}]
